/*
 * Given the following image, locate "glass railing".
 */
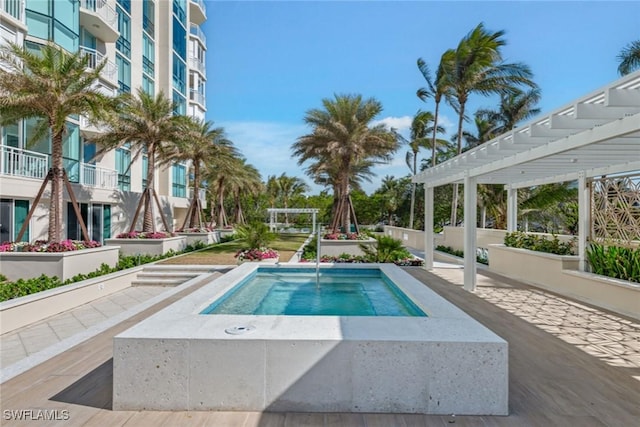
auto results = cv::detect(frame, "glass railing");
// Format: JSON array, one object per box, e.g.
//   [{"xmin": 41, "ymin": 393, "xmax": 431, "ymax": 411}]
[
  {"xmin": 189, "ymin": 56, "xmax": 206, "ymax": 75},
  {"xmin": 189, "ymin": 24, "xmax": 206, "ymax": 45},
  {"xmin": 190, "ymin": 0, "xmax": 206, "ymax": 15},
  {"xmin": 0, "ymin": 146, "xmax": 48, "ymax": 180},
  {"xmin": 189, "ymin": 90, "xmax": 205, "ymax": 106},
  {"xmin": 0, "ymin": 0, "xmax": 24, "ymax": 22}
]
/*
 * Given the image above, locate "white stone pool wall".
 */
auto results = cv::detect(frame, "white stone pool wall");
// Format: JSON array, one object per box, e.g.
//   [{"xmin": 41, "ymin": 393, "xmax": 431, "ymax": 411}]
[{"xmin": 113, "ymin": 264, "xmax": 508, "ymax": 415}]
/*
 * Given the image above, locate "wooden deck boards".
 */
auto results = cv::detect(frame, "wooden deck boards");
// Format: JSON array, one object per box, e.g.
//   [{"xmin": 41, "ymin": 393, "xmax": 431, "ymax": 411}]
[{"xmin": 0, "ymin": 267, "xmax": 638, "ymax": 426}]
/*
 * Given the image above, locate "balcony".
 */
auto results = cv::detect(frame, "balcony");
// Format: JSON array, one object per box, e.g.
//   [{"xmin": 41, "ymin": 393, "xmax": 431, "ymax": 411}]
[
  {"xmin": 189, "ymin": 24, "xmax": 206, "ymax": 46},
  {"xmin": 79, "ymin": 115, "xmax": 111, "ymax": 138},
  {"xmin": 80, "ymin": 163, "xmax": 118, "ymax": 189},
  {"xmin": 0, "ymin": 146, "xmax": 48, "ymax": 180},
  {"xmin": 189, "ymin": 90, "xmax": 206, "ymax": 107},
  {"xmin": 0, "ymin": 0, "xmax": 25, "ymax": 24},
  {"xmin": 189, "ymin": 56, "xmax": 206, "ymax": 77},
  {"xmin": 79, "ymin": 0, "xmax": 119, "ymax": 43},
  {"xmin": 189, "ymin": 0, "xmax": 206, "ymax": 25},
  {"xmin": 80, "ymin": 47, "xmax": 117, "ymax": 85}
]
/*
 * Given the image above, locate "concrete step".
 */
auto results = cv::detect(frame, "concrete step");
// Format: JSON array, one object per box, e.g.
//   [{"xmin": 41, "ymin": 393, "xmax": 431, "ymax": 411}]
[
  {"xmin": 135, "ymin": 272, "xmax": 199, "ymax": 280},
  {"xmin": 131, "ymin": 277, "xmax": 189, "ymax": 286}
]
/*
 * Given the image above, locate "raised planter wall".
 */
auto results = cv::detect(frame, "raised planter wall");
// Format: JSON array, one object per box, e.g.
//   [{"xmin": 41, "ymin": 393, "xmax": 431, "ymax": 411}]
[
  {"xmin": 320, "ymin": 238, "xmax": 376, "ymax": 257},
  {"xmin": 177, "ymin": 231, "xmax": 219, "ymax": 246},
  {"xmin": 488, "ymin": 244, "xmax": 639, "ymax": 320},
  {"xmin": 105, "ymin": 236, "xmax": 187, "ymax": 256},
  {"xmin": 0, "ymin": 266, "xmax": 143, "ymax": 334},
  {"xmin": 0, "ymin": 246, "xmax": 120, "ymax": 281}
]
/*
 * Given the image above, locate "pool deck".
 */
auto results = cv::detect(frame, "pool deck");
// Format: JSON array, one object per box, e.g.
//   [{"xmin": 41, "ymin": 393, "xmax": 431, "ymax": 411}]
[{"xmin": 0, "ymin": 262, "xmax": 639, "ymax": 426}]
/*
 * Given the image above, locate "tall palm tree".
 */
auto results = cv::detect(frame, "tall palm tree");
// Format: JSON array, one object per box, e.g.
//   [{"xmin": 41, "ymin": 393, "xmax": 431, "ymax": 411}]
[
  {"xmin": 617, "ymin": 40, "xmax": 640, "ymax": 75},
  {"xmin": 476, "ymin": 88, "xmax": 541, "ymax": 136},
  {"xmin": 205, "ymin": 154, "xmax": 244, "ymax": 228},
  {"xmin": 379, "ymin": 175, "xmax": 405, "ymax": 226},
  {"xmin": 403, "ymin": 110, "xmax": 445, "ymax": 228},
  {"xmin": 292, "ymin": 94, "xmax": 399, "ymax": 233},
  {"xmin": 176, "ymin": 119, "xmax": 236, "ymax": 229},
  {"xmin": 441, "ymin": 22, "xmax": 537, "ymax": 226},
  {"xmin": 417, "ymin": 55, "xmax": 454, "ymax": 168},
  {"xmin": 0, "ymin": 43, "xmax": 115, "ymax": 242},
  {"xmin": 93, "ymin": 89, "xmax": 185, "ymax": 233}
]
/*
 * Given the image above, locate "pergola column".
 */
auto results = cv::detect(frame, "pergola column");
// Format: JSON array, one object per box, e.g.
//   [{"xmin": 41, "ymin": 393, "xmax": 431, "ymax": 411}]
[
  {"xmin": 424, "ymin": 185, "xmax": 434, "ymax": 270},
  {"xmin": 578, "ymin": 172, "xmax": 589, "ymax": 272},
  {"xmin": 312, "ymin": 211, "xmax": 317, "ymax": 233},
  {"xmin": 507, "ymin": 185, "xmax": 518, "ymax": 232},
  {"xmin": 464, "ymin": 174, "xmax": 477, "ymax": 291}
]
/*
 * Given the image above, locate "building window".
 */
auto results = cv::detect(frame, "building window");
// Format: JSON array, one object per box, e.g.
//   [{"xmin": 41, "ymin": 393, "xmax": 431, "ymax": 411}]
[
  {"xmin": 25, "ymin": 0, "xmax": 79, "ymax": 53},
  {"xmin": 116, "ymin": 0, "xmax": 131, "ymax": 14},
  {"xmin": 172, "ymin": 0, "xmax": 186, "ymax": 26},
  {"xmin": 172, "ymin": 91, "xmax": 186, "ymax": 115},
  {"xmin": 116, "ymin": 54, "xmax": 131, "ymax": 94},
  {"xmin": 2, "ymin": 122, "xmax": 20, "ymax": 148},
  {"xmin": 142, "ymin": 155, "xmax": 148, "ymax": 188},
  {"xmin": 142, "ymin": 34, "xmax": 155, "ymax": 75},
  {"xmin": 115, "ymin": 148, "xmax": 131, "ymax": 191},
  {"xmin": 0, "ymin": 199, "xmax": 29, "ymax": 243},
  {"xmin": 172, "ymin": 54, "xmax": 186, "ymax": 94},
  {"xmin": 116, "ymin": 5, "xmax": 131, "ymax": 58},
  {"xmin": 67, "ymin": 202, "xmax": 111, "ymax": 243},
  {"xmin": 143, "ymin": 0, "xmax": 155, "ymax": 37},
  {"xmin": 62, "ymin": 123, "xmax": 80, "ymax": 183},
  {"xmin": 172, "ymin": 16, "xmax": 186, "ymax": 60},
  {"xmin": 172, "ymin": 164, "xmax": 186, "ymax": 198},
  {"xmin": 142, "ymin": 75, "xmax": 155, "ymax": 96}
]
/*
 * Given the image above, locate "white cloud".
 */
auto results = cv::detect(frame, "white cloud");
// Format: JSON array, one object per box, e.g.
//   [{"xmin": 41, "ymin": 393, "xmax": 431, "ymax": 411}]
[{"xmin": 373, "ymin": 115, "xmax": 413, "ymax": 135}]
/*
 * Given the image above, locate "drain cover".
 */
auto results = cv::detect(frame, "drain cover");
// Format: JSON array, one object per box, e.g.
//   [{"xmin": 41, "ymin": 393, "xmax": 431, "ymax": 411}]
[{"xmin": 225, "ymin": 325, "xmax": 255, "ymax": 335}]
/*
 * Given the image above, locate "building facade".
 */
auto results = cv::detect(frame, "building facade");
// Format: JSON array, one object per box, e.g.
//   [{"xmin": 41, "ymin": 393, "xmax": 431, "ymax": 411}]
[{"xmin": 0, "ymin": 0, "xmax": 207, "ymax": 244}]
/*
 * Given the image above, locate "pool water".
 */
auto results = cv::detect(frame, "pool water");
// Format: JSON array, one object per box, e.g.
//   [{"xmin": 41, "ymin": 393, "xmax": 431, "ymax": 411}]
[{"xmin": 201, "ymin": 268, "xmax": 426, "ymax": 316}]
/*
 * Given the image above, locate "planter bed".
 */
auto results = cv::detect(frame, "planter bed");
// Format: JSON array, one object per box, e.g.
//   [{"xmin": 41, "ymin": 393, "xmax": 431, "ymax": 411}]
[
  {"xmin": 320, "ymin": 238, "xmax": 376, "ymax": 257},
  {"xmin": 0, "ymin": 246, "xmax": 120, "ymax": 282},
  {"xmin": 488, "ymin": 244, "xmax": 639, "ymax": 320},
  {"xmin": 105, "ymin": 236, "xmax": 187, "ymax": 256},
  {"xmin": 0, "ymin": 265, "xmax": 143, "ymax": 334},
  {"xmin": 177, "ymin": 231, "xmax": 220, "ymax": 246}
]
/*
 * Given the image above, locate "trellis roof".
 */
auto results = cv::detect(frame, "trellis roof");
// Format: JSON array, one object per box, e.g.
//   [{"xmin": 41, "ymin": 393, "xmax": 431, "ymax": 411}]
[{"xmin": 413, "ymin": 70, "xmax": 640, "ymax": 189}]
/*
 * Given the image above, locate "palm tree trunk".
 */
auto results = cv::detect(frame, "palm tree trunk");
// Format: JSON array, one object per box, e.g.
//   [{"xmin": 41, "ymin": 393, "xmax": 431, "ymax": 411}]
[
  {"xmin": 216, "ymin": 178, "xmax": 227, "ymax": 227},
  {"xmin": 188, "ymin": 163, "xmax": 201, "ymax": 228},
  {"xmin": 49, "ymin": 130, "xmax": 64, "ymax": 242},
  {"xmin": 143, "ymin": 145, "xmax": 155, "ymax": 232},
  {"xmin": 432, "ymin": 97, "xmax": 441, "ymax": 167},
  {"xmin": 451, "ymin": 102, "xmax": 466, "ymax": 226}
]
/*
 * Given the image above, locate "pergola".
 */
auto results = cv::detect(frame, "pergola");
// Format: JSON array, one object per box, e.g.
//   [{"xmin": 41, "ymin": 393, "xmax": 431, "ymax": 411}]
[
  {"xmin": 267, "ymin": 208, "xmax": 320, "ymax": 232},
  {"xmin": 413, "ymin": 70, "xmax": 640, "ymax": 291}
]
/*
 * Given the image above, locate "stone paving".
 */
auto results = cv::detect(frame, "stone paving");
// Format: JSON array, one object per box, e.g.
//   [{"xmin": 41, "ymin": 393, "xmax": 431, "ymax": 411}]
[{"xmin": 1, "ymin": 286, "xmax": 169, "ymax": 368}]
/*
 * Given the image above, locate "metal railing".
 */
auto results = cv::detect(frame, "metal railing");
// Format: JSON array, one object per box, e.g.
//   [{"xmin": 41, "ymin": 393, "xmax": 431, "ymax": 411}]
[
  {"xmin": 189, "ymin": 56, "xmax": 206, "ymax": 75},
  {"xmin": 81, "ymin": 163, "xmax": 118, "ymax": 189},
  {"xmin": 80, "ymin": 47, "xmax": 117, "ymax": 83},
  {"xmin": 0, "ymin": 146, "xmax": 48, "ymax": 180},
  {"xmin": 79, "ymin": 0, "xmax": 117, "ymax": 28},
  {"xmin": 189, "ymin": 24, "xmax": 206, "ymax": 45},
  {"xmin": 189, "ymin": 90, "xmax": 205, "ymax": 106}
]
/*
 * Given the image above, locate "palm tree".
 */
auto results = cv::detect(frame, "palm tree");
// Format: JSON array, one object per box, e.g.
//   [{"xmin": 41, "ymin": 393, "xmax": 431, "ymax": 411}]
[
  {"xmin": 617, "ymin": 40, "xmax": 640, "ymax": 75},
  {"xmin": 476, "ymin": 88, "xmax": 541, "ymax": 136},
  {"xmin": 93, "ymin": 89, "xmax": 185, "ymax": 233},
  {"xmin": 205, "ymin": 154, "xmax": 244, "ymax": 228},
  {"xmin": 379, "ymin": 175, "xmax": 405, "ymax": 226},
  {"xmin": 441, "ymin": 22, "xmax": 537, "ymax": 226},
  {"xmin": 292, "ymin": 94, "xmax": 399, "ymax": 233},
  {"xmin": 228, "ymin": 159, "xmax": 262, "ymax": 225},
  {"xmin": 403, "ymin": 110, "xmax": 445, "ymax": 228},
  {"xmin": 275, "ymin": 173, "xmax": 309, "ymax": 224},
  {"xmin": 176, "ymin": 119, "xmax": 236, "ymax": 230},
  {"xmin": 417, "ymin": 55, "xmax": 454, "ymax": 168},
  {"xmin": 0, "ymin": 43, "xmax": 115, "ymax": 242}
]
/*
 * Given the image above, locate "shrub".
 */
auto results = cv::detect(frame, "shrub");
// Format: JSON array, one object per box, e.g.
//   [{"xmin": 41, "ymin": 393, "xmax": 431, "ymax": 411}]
[
  {"xmin": 115, "ymin": 231, "xmax": 176, "ymax": 239},
  {"xmin": 323, "ymin": 232, "xmax": 368, "ymax": 240},
  {"xmin": 235, "ymin": 247, "xmax": 279, "ymax": 262},
  {"xmin": 504, "ymin": 231, "xmax": 575, "ymax": 255},
  {"xmin": 586, "ymin": 243, "xmax": 639, "ymax": 283},
  {"xmin": 0, "ymin": 239, "xmax": 101, "ymax": 253},
  {"xmin": 360, "ymin": 235, "xmax": 411, "ymax": 263},
  {"xmin": 435, "ymin": 245, "xmax": 488, "ymax": 265},
  {"xmin": 235, "ymin": 222, "xmax": 275, "ymax": 249}
]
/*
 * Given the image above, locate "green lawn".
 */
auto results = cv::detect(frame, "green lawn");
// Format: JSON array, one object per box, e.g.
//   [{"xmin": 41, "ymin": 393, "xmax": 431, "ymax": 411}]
[{"xmin": 159, "ymin": 233, "xmax": 309, "ymax": 265}]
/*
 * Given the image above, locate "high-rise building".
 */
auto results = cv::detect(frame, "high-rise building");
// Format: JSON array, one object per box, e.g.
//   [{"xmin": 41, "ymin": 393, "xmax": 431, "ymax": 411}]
[{"xmin": 0, "ymin": 0, "xmax": 207, "ymax": 243}]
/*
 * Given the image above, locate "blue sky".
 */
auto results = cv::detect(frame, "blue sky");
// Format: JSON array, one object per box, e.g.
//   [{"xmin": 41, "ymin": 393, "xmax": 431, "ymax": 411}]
[{"xmin": 203, "ymin": 1, "xmax": 639, "ymax": 194}]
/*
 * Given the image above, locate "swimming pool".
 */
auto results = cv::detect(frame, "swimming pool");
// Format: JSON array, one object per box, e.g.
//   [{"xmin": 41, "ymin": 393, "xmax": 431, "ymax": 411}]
[
  {"xmin": 201, "ymin": 268, "xmax": 426, "ymax": 316},
  {"xmin": 113, "ymin": 263, "xmax": 508, "ymax": 415}
]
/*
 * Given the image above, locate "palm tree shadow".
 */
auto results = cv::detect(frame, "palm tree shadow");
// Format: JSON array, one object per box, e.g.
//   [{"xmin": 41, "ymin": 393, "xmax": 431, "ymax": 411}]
[{"xmin": 50, "ymin": 359, "xmax": 113, "ymax": 410}]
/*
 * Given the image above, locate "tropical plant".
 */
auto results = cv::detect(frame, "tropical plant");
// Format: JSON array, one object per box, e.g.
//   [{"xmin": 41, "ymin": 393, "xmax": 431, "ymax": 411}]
[
  {"xmin": 504, "ymin": 231, "xmax": 575, "ymax": 255},
  {"xmin": 617, "ymin": 40, "xmax": 640, "ymax": 75},
  {"xmin": 475, "ymin": 88, "xmax": 541, "ymax": 136},
  {"xmin": 271, "ymin": 173, "xmax": 309, "ymax": 224},
  {"xmin": 440, "ymin": 22, "xmax": 537, "ymax": 226},
  {"xmin": 586, "ymin": 243, "xmax": 639, "ymax": 282},
  {"xmin": 0, "ymin": 42, "xmax": 116, "ymax": 243},
  {"xmin": 176, "ymin": 118, "xmax": 237, "ymax": 230},
  {"xmin": 292, "ymin": 94, "xmax": 399, "ymax": 233},
  {"xmin": 235, "ymin": 222, "xmax": 276, "ymax": 249},
  {"xmin": 360, "ymin": 235, "xmax": 411, "ymax": 263},
  {"xmin": 205, "ymin": 153, "xmax": 246, "ymax": 228},
  {"xmin": 227, "ymin": 158, "xmax": 263, "ymax": 225},
  {"xmin": 93, "ymin": 89, "xmax": 185, "ymax": 233}
]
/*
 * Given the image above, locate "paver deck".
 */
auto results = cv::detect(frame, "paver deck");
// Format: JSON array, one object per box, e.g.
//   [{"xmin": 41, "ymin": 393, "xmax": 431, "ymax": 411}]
[{"xmin": 0, "ymin": 264, "xmax": 638, "ymax": 426}]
